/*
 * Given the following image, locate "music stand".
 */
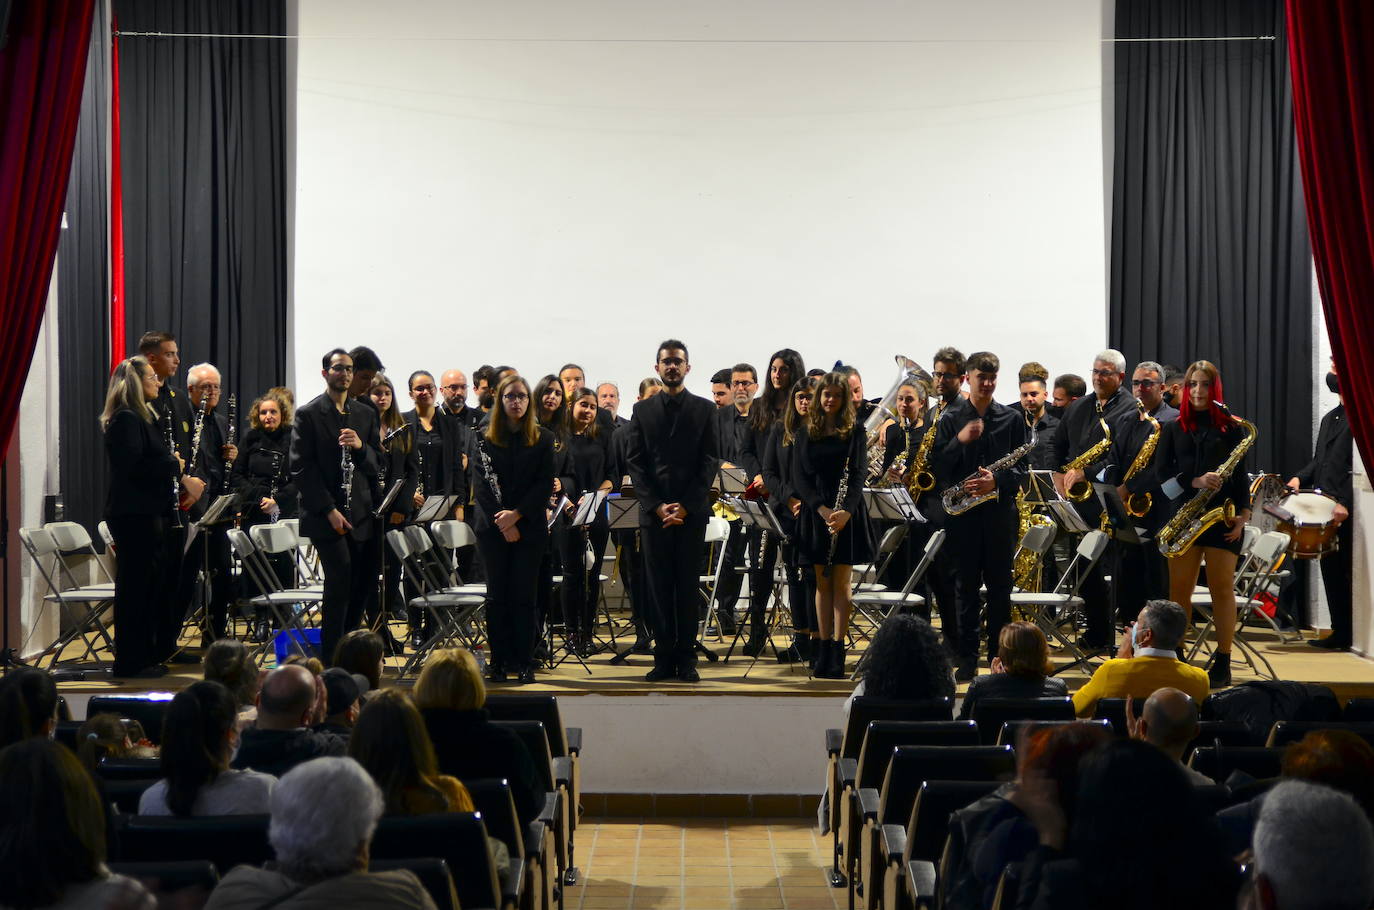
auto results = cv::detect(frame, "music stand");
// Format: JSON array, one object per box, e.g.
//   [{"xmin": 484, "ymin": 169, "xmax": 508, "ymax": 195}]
[
  {"xmin": 179, "ymin": 493, "xmax": 238, "ymax": 653},
  {"xmin": 414, "ymin": 493, "xmax": 461, "ymax": 523},
  {"xmin": 1092, "ymin": 483, "xmax": 1141, "ymax": 545},
  {"xmin": 1047, "ymin": 499, "xmax": 1092, "ymax": 534},
  {"xmin": 607, "ymin": 495, "xmax": 647, "ymax": 665},
  {"xmin": 718, "ymin": 466, "xmax": 749, "ymax": 496},
  {"xmin": 863, "ymin": 487, "xmax": 925, "ymax": 524},
  {"xmin": 547, "ymin": 495, "xmax": 571, "ymax": 530},
  {"xmin": 719, "ymin": 497, "xmax": 793, "ymax": 674},
  {"xmin": 372, "ymin": 479, "xmax": 406, "ymax": 520}
]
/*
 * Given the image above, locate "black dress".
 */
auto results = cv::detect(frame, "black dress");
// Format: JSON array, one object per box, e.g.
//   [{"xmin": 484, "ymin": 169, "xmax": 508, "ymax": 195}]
[
  {"xmin": 793, "ymin": 427, "xmax": 872, "ymax": 566},
  {"xmin": 1154, "ymin": 409, "xmax": 1251, "ymax": 555}
]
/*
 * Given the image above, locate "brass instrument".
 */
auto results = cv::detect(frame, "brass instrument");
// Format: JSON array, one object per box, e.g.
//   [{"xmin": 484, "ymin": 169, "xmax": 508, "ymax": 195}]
[
  {"xmin": 1122, "ymin": 400, "xmax": 1161, "ymax": 518},
  {"xmin": 1061, "ymin": 400, "xmax": 1111, "ymax": 502},
  {"xmin": 863, "ymin": 354, "xmax": 934, "ymax": 460},
  {"xmin": 942, "ymin": 425, "xmax": 1038, "ymax": 515},
  {"xmin": 870, "ymin": 421, "xmax": 912, "ymax": 487},
  {"xmin": 907, "ymin": 398, "xmax": 946, "ymax": 497},
  {"xmin": 1157, "ymin": 407, "xmax": 1257, "ymax": 559},
  {"xmin": 1012, "ymin": 486, "xmax": 1057, "ymax": 592}
]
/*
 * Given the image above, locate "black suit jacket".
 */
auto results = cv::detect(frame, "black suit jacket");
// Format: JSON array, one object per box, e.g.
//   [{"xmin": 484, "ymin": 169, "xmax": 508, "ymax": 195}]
[
  {"xmin": 1296, "ymin": 404, "xmax": 1353, "ymax": 508},
  {"xmin": 626, "ymin": 389, "xmax": 718, "ymax": 526},
  {"xmin": 104, "ymin": 408, "xmax": 181, "ymax": 518},
  {"xmin": 289, "ymin": 393, "xmax": 382, "ymax": 540},
  {"xmin": 403, "ymin": 409, "xmax": 470, "ymax": 506},
  {"xmin": 469, "ymin": 426, "xmax": 556, "ymax": 539}
]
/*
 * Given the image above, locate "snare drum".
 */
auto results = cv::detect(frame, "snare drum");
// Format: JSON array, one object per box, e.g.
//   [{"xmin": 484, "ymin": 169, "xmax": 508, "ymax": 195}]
[{"xmin": 1276, "ymin": 490, "xmax": 1341, "ymax": 559}]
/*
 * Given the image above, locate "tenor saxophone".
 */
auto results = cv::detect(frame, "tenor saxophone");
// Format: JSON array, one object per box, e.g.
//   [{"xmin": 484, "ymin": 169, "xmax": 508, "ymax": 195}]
[
  {"xmin": 1061, "ymin": 400, "xmax": 1111, "ymax": 502},
  {"xmin": 1156, "ymin": 408, "xmax": 1257, "ymax": 559},
  {"xmin": 1122, "ymin": 400, "xmax": 1161, "ymax": 518},
  {"xmin": 942, "ymin": 424, "xmax": 1038, "ymax": 515}
]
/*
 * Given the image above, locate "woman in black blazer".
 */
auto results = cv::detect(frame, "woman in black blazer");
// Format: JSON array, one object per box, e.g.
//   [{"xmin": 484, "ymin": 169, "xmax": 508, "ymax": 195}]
[
  {"xmin": 958, "ymin": 621, "xmax": 1067, "ymax": 720},
  {"xmin": 471, "ymin": 375, "xmax": 556, "ymax": 684},
  {"xmin": 1154, "ymin": 360, "xmax": 1252, "ymax": 688},
  {"xmin": 763, "ymin": 376, "xmax": 819, "ymax": 666},
  {"xmin": 793, "ymin": 371, "xmax": 872, "ymax": 679},
  {"xmin": 102, "ymin": 356, "xmax": 184, "ymax": 678},
  {"xmin": 557, "ymin": 388, "xmax": 615, "ymax": 655}
]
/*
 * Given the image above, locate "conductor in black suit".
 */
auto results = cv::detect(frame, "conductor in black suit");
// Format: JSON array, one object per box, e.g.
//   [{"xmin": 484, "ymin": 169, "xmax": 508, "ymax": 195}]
[
  {"xmin": 290, "ymin": 348, "xmax": 383, "ymax": 665},
  {"xmin": 626, "ymin": 339, "xmax": 719, "ymax": 683}
]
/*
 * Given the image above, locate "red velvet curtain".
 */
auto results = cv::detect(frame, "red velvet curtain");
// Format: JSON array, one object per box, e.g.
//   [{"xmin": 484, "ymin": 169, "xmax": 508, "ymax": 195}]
[
  {"xmin": 0, "ymin": 0, "xmax": 97, "ymax": 455},
  {"xmin": 1286, "ymin": 1, "xmax": 1374, "ymax": 468}
]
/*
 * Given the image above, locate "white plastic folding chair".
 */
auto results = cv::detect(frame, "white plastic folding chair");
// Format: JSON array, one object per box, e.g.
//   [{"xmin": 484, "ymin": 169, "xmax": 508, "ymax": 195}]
[
  {"xmin": 848, "ymin": 528, "xmax": 946, "ymax": 647},
  {"xmin": 229, "ymin": 526, "xmax": 323, "ymax": 659},
  {"xmin": 388, "ymin": 528, "xmax": 486, "ymax": 677},
  {"xmin": 1008, "ymin": 529, "xmax": 1111, "ymax": 674},
  {"xmin": 43, "ymin": 522, "xmax": 116, "ymax": 593},
  {"xmin": 1187, "ymin": 530, "xmax": 1290, "ymax": 679},
  {"xmin": 427, "ymin": 520, "xmax": 487, "ymax": 596},
  {"xmin": 851, "ymin": 524, "xmax": 909, "ymax": 594},
  {"xmin": 698, "ymin": 515, "xmax": 735, "ymax": 639},
  {"xmin": 18, "ymin": 526, "xmax": 116, "ymax": 670},
  {"xmin": 279, "ymin": 517, "xmax": 321, "ymax": 586}
]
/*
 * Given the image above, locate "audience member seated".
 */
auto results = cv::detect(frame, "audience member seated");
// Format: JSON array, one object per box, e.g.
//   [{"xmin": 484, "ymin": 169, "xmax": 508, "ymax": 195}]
[
  {"xmin": 1125, "ymin": 688, "xmax": 1213, "ymax": 784},
  {"xmin": 231, "ymin": 665, "xmax": 346, "ymax": 778},
  {"xmin": 349, "ymin": 688, "xmax": 473, "ymax": 814},
  {"xmin": 204, "ymin": 757, "xmax": 437, "ymax": 909},
  {"xmin": 0, "ymin": 666, "xmax": 58, "ymax": 748},
  {"xmin": 139, "ymin": 681, "xmax": 275, "ymax": 817},
  {"xmin": 283, "ymin": 655, "xmax": 329, "ymax": 726},
  {"xmin": 1245, "ymin": 780, "xmax": 1374, "ymax": 910},
  {"xmin": 334, "ymin": 629, "xmax": 386, "ymax": 695},
  {"xmin": 203, "ymin": 638, "xmax": 264, "ymax": 732},
  {"xmin": 0, "ymin": 739, "xmax": 155, "ymax": 909},
  {"xmin": 314, "ymin": 668, "xmax": 369, "ymax": 737},
  {"xmin": 1218, "ymin": 730, "xmax": 1374, "ymax": 856},
  {"xmin": 1071, "ymin": 599, "xmax": 1210, "ymax": 717},
  {"xmin": 76, "ymin": 713, "xmax": 157, "ymax": 775},
  {"xmin": 413, "ymin": 648, "xmax": 542, "ymax": 826},
  {"xmin": 844, "ymin": 613, "xmax": 955, "ymax": 715},
  {"xmin": 1011, "ymin": 739, "xmax": 1239, "ymax": 910},
  {"xmin": 958, "ymin": 621, "xmax": 1068, "ymax": 720},
  {"xmin": 945, "ymin": 721, "xmax": 1110, "ymax": 910}
]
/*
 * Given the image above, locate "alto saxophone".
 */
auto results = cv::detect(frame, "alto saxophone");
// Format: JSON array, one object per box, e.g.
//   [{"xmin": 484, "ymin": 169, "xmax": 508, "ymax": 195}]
[
  {"xmin": 906, "ymin": 398, "xmax": 946, "ymax": 497},
  {"xmin": 1157, "ymin": 408, "xmax": 1257, "ymax": 559},
  {"xmin": 942, "ymin": 424, "xmax": 1038, "ymax": 515},
  {"xmin": 1061, "ymin": 399, "xmax": 1112, "ymax": 502},
  {"xmin": 870, "ymin": 422, "xmax": 912, "ymax": 488},
  {"xmin": 1122, "ymin": 400, "xmax": 1161, "ymax": 518}
]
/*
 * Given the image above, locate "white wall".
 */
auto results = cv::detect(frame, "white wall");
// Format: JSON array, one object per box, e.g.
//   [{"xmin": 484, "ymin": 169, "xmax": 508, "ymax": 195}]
[{"xmin": 292, "ymin": 0, "xmax": 1108, "ymax": 399}]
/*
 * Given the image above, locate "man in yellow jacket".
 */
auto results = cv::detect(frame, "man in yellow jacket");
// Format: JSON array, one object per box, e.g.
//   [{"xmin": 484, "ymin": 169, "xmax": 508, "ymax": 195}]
[{"xmin": 1073, "ymin": 599, "xmax": 1212, "ymax": 717}]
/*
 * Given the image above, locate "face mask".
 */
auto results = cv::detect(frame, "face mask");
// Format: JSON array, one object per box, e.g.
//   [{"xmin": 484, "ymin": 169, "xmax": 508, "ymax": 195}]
[
  {"xmin": 1327, "ymin": 372, "xmax": 1339, "ymax": 394},
  {"xmin": 1162, "ymin": 388, "xmax": 1175, "ymax": 406},
  {"xmin": 1131, "ymin": 623, "xmax": 1140, "ymax": 651}
]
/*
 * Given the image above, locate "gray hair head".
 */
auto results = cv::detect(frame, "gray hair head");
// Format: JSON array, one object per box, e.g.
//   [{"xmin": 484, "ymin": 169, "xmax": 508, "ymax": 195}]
[
  {"xmin": 1138, "ymin": 599, "xmax": 1187, "ymax": 651},
  {"xmin": 186, "ymin": 362, "xmax": 221, "ymax": 387},
  {"xmin": 1134, "ymin": 361, "xmax": 1164, "ymax": 380},
  {"xmin": 268, "ymin": 757, "xmax": 384, "ymax": 882},
  {"xmin": 1254, "ymin": 780, "xmax": 1374, "ymax": 910},
  {"xmin": 1093, "ymin": 350, "xmax": 1126, "ymax": 374}
]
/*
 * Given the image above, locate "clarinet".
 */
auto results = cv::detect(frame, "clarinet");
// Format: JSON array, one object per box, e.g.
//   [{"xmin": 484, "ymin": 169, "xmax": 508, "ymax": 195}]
[
  {"xmin": 165, "ymin": 407, "xmax": 185, "ymax": 529},
  {"xmin": 221, "ymin": 394, "xmax": 237, "ymax": 494},
  {"xmin": 823, "ymin": 452, "xmax": 853, "ymax": 578},
  {"xmin": 189, "ymin": 395, "xmax": 209, "ymax": 469},
  {"xmin": 340, "ymin": 403, "xmax": 355, "ymax": 520},
  {"xmin": 477, "ymin": 439, "xmax": 504, "ymax": 503},
  {"xmin": 267, "ymin": 450, "xmax": 283, "ymax": 523}
]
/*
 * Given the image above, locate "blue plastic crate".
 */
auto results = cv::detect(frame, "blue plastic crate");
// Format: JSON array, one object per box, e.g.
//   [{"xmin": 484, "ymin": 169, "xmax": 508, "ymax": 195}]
[{"xmin": 273, "ymin": 628, "xmax": 321, "ymax": 664}]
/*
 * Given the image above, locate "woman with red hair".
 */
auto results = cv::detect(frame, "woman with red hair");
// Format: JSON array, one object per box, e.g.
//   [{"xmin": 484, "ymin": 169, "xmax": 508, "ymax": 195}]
[{"xmin": 1155, "ymin": 360, "xmax": 1252, "ymax": 687}]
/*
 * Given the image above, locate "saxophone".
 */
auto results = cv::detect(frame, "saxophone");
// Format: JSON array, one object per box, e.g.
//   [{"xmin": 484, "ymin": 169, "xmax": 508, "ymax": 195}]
[
  {"xmin": 906, "ymin": 398, "xmax": 946, "ymax": 497},
  {"xmin": 1061, "ymin": 399, "xmax": 1111, "ymax": 502},
  {"xmin": 942, "ymin": 424, "xmax": 1038, "ymax": 515},
  {"xmin": 1122, "ymin": 400, "xmax": 1161, "ymax": 518},
  {"xmin": 870, "ymin": 421, "xmax": 912, "ymax": 488},
  {"xmin": 1156, "ymin": 408, "xmax": 1257, "ymax": 559}
]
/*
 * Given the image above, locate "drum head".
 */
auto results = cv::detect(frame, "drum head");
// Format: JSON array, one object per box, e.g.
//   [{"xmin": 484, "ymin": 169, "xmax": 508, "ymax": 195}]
[
  {"xmin": 1282, "ymin": 490, "xmax": 1340, "ymax": 524},
  {"xmin": 1249, "ymin": 474, "xmax": 1288, "ymax": 534}
]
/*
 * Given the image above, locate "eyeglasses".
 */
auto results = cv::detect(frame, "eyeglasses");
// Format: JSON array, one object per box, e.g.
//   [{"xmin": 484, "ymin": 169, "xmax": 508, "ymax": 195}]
[
  {"xmin": 732, "ymin": 379, "xmax": 756, "ymax": 387},
  {"xmin": 196, "ymin": 383, "xmax": 221, "ymax": 391},
  {"xmin": 411, "ymin": 384, "xmax": 436, "ymax": 394},
  {"xmin": 503, "ymin": 392, "xmax": 530, "ymax": 402},
  {"xmin": 1132, "ymin": 379, "xmax": 1158, "ymax": 387},
  {"xmin": 932, "ymin": 371, "xmax": 961, "ymax": 380},
  {"xmin": 328, "ymin": 364, "xmax": 354, "ymax": 374},
  {"xmin": 1091, "ymin": 368, "xmax": 1120, "ymax": 378},
  {"xmin": 442, "ymin": 384, "xmax": 465, "ymax": 392}
]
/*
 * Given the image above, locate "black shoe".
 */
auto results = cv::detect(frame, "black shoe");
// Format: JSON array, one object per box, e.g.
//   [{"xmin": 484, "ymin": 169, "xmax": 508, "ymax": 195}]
[
  {"xmin": 167, "ymin": 652, "xmax": 201, "ymax": 665},
  {"xmin": 631, "ymin": 638, "xmax": 653, "ymax": 655},
  {"xmin": 810, "ymin": 639, "xmax": 829, "ymax": 676},
  {"xmin": 955, "ymin": 662, "xmax": 976, "ymax": 683},
  {"xmin": 518, "ymin": 666, "xmax": 537, "ymax": 685},
  {"xmin": 645, "ymin": 666, "xmax": 675, "ymax": 683},
  {"xmin": 776, "ymin": 644, "xmax": 803, "ymax": 664},
  {"xmin": 485, "ymin": 666, "xmax": 509, "ymax": 683},
  {"xmin": 131, "ymin": 664, "xmax": 169, "ymax": 679},
  {"xmin": 717, "ymin": 615, "xmax": 738, "ymax": 635},
  {"xmin": 678, "ymin": 665, "xmax": 701, "ymax": 683},
  {"xmin": 1309, "ymin": 636, "xmax": 1351, "ymax": 651},
  {"xmin": 742, "ymin": 638, "xmax": 767, "ymax": 658},
  {"xmin": 1207, "ymin": 653, "xmax": 1232, "ymax": 688}
]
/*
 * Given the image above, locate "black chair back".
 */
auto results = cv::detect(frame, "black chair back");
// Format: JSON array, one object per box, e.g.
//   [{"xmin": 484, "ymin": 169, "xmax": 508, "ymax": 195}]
[
  {"xmin": 1188, "ymin": 746, "xmax": 1285, "ymax": 783},
  {"xmin": 465, "ymin": 777, "xmax": 525, "ymax": 861},
  {"xmin": 1344, "ymin": 698, "xmax": 1374, "ymax": 723},
  {"xmin": 907, "ymin": 780, "xmax": 1001, "ymax": 861},
  {"xmin": 88, "ymin": 695, "xmax": 172, "ymax": 745},
  {"xmin": 971, "ymin": 698, "xmax": 1074, "ymax": 745},
  {"xmin": 491, "ymin": 719, "xmax": 556, "ymax": 791},
  {"xmin": 1190, "ymin": 783, "xmax": 1234, "ymax": 814},
  {"xmin": 854, "ymin": 722, "xmax": 981, "ymax": 792},
  {"xmin": 96, "ymin": 757, "xmax": 163, "ymax": 781},
  {"xmin": 485, "ymin": 694, "xmax": 570, "ymax": 756},
  {"xmin": 1186, "ymin": 721, "xmax": 1257, "ymax": 758},
  {"xmin": 108, "ymin": 860, "xmax": 220, "ymax": 896},
  {"xmin": 54, "ymin": 720, "xmax": 83, "ymax": 751},
  {"xmin": 1091, "ymin": 698, "xmax": 1130, "ymax": 737},
  {"xmin": 878, "ymin": 746, "xmax": 1016, "ymax": 827},
  {"xmin": 113, "ymin": 815, "xmax": 272, "ymax": 872},
  {"xmin": 105, "ymin": 778, "xmax": 158, "ymax": 815},
  {"xmin": 57, "ymin": 694, "xmax": 72, "ymax": 722},
  {"xmin": 372, "ymin": 813, "xmax": 501, "ymax": 910},
  {"xmin": 996, "ymin": 719, "xmax": 1112, "ymax": 747},
  {"xmin": 1267, "ymin": 720, "xmax": 1374, "ymax": 748},
  {"xmin": 839, "ymin": 697, "xmax": 956, "ymax": 759},
  {"xmin": 370, "ymin": 858, "xmax": 460, "ymax": 910}
]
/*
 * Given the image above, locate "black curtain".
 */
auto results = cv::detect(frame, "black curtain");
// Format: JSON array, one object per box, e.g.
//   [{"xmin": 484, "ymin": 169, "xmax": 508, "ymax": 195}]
[
  {"xmin": 56, "ymin": 2, "xmax": 110, "ymax": 543},
  {"xmin": 1110, "ymin": 0, "xmax": 1312, "ymax": 476},
  {"xmin": 113, "ymin": 0, "xmax": 287, "ymax": 415}
]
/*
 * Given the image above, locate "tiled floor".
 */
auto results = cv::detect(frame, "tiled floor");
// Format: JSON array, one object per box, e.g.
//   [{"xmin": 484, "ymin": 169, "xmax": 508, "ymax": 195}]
[{"xmin": 566, "ymin": 818, "xmax": 839, "ymax": 910}]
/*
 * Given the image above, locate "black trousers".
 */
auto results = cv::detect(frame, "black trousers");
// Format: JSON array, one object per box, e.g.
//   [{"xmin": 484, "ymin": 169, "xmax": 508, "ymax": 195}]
[
  {"xmin": 311, "ymin": 529, "xmax": 377, "ymax": 666},
  {"xmin": 559, "ymin": 519, "xmax": 610, "ymax": 636},
  {"xmin": 1324, "ymin": 521, "xmax": 1354, "ymax": 645},
  {"xmin": 177, "ymin": 525, "xmax": 234, "ymax": 641},
  {"xmin": 641, "ymin": 516, "xmax": 708, "ymax": 671},
  {"xmin": 948, "ymin": 505, "xmax": 1016, "ymax": 664},
  {"xmin": 477, "ymin": 530, "xmax": 544, "ymax": 672},
  {"xmin": 910, "ymin": 519, "xmax": 959, "ymax": 639},
  {"xmin": 1114, "ymin": 530, "xmax": 1169, "ymax": 624},
  {"xmin": 108, "ymin": 514, "xmax": 171, "ymax": 675},
  {"xmin": 745, "ymin": 531, "xmax": 781, "ymax": 639}
]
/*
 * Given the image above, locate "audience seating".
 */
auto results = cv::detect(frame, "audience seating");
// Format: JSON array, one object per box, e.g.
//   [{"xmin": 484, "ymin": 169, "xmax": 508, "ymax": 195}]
[
  {"xmin": 492, "ymin": 719, "xmax": 573, "ymax": 901},
  {"xmin": 1187, "ymin": 720, "xmax": 1257, "ymax": 756},
  {"xmin": 1343, "ymin": 698, "xmax": 1374, "ymax": 722},
  {"xmin": 466, "ymin": 778, "xmax": 542, "ymax": 910},
  {"xmin": 996, "ymin": 718, "xmax": 1112, "ymax": 747},
  {"xmin": 856, "ymin": 746, "xmax": 1016, "ymax": 910},
  {"xmin": 1265, "ymin": 720, "xmax": 1374, "ymax": 748},
  {"xmin": 1188, "ymin": 745, "xmax": 1285, "ymax": 782},
  {"xmin": 370, "ymin": 858, "xmax": 461, "ymax": 910},
  {"xmin": 87, "ymin": 696, "xmax": 173, "ymax": 744},
  {"xmin": 54, "ymin": 719, "xmax": 83, "ymax": 750},
  {"xmin": 970, "ymin": 698, "xmax": 1075, "ymax": 745},
  {"xmin": 880, "ymin": 780, "xmax": 1002, "ymax": 910},
  {"xmin": 485, "ymin": 694, "xmax": 584, "ymax": 833},
  {"xmin": 104, "ymin": 778, "xmax": 158, "ymax": 815},
  {"xmin": 824, "ymin": 697, "xmax": 954, "ymax": 886},
  {"xmin": 95, "ymin": 757, "xmax": 163, "ymax": 781},
  {"xmin": 372, "ymin": 813, "xmax": 504, "ymax": 910},
  {"xmin": 1191, "ymin": 783, "xmax": 1235, "ymax": 814},
  {"xmin": 111, "ymin": 814, "xmax": 273, "ymax": 872},
  {"xmin": 1091, "ymin": 697, "xmax": 1130, "ymax": 737},
  {"xmin": 108, "ymin": 860, "xmax": 219, "ymax": 897}
]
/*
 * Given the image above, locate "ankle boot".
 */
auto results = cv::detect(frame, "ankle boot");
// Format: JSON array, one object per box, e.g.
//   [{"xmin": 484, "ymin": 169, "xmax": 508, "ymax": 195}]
[
  {"xmin": 1208, "ymin": 651, "xmax": 1232, "ymax": 688},
  {"xmin": 808, "ymin": 637, "xmax": 823, "ymax": 673},
  {"xmin": 812, "ymin": 640, "xmax": 832, "ymax": 678},
  {"xmin": 829, "ymin": 640, "xmax": 848, "ymax": 679}
]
